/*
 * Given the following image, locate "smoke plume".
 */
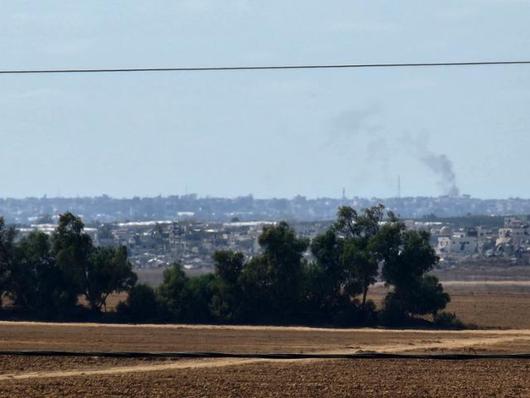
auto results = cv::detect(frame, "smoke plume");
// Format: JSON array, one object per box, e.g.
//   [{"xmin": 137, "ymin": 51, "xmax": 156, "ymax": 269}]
[
  {"xmin": 420, "ymin": 153, "xmax": 459, "ymax": 197},
  {"xmin": 404, "ymin": 132, "xmax": 460, "ymax": 197}
]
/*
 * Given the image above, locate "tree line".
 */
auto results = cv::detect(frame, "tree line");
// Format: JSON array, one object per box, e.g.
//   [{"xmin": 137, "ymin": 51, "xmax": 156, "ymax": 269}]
[{"xmin": 0, "ymin": 205, "xmax": 460, "ymax": 327}]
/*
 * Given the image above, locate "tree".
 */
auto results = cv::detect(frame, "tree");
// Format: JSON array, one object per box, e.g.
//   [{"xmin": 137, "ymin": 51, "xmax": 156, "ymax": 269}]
[
  {"xmin": 214, "ymin": 250, "xmax": 244, "ymax": 284},
  {"xmin": 238, "ymin": 255, "xmax": 275, "ymax": 322},
  {"xmin": 157, "ymin": 263, "xmax": 190, "ymax": 321},
  {"xmin": 184, "ymin": 274, "xmax": 217, "ymax": 323},
  {"xmin": 211, "ymin": 250, "xmax": 244, "ymax": 321},
  {"xmin": 382, "ymin": 275, "xmax": 450, "ymax": 324},
  {"xmin": 307, "ymin": 230, "xmax": 349, "ymax": 322},
  {"xmin": 406, "ymin": 275, "xmax": 450, "ymax": 317},
  {"xmin": 52, "ymin": 213, "xmax": 93, "ymax": 308},
  {"xmin": 9, "ymin": 231, "xmax": 65, "ymax": 315},
  {"xmin": 86, "ymin": 246, "xmax": 137, "ymax": 312},
  {"xmin": 116, "ymin": 284, "xmax": 161, "ymax": 323},
  {"xmin": 380, "ymin": 228, "xmax": 438, "ymax": 288},
  {"xmin": 239, "ymin": 222, "xmax": 308, "ymax": 322},
  {"xmin": 52, "ymin": 212, "xmax": 137, "ymax": 312},
  {"xmin": 156, "ymin": 263, "xmax": 218, "ymax": 323},
  {"xmin": 258, "ymin": 221, "xmax": 309, "ymax": 315},
  {"xmin": 0, "ymin": 218, "xmax": 15, "ymax": 305},
  {"xmin": 376, "ymin": 224, "xmax": 450, "ymax": 322},
  {"xmin": 305, "ymin": 205, "xmax": 389, "ymax": 324},
  {"xmin": 335, "ymin": 205, "xmax": 387, "ymax": 311}
]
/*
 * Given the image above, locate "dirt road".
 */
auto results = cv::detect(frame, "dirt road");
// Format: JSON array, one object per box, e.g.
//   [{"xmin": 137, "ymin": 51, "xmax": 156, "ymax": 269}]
[{"xmin": 0, "ymin": 321, "xmax": 529, "ymax": 397}]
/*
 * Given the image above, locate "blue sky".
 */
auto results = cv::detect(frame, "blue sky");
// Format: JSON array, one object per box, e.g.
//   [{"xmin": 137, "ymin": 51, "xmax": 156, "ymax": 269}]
[{"xmin": 1, "ymin": 1, "xmax": 529, "ymax": 199}]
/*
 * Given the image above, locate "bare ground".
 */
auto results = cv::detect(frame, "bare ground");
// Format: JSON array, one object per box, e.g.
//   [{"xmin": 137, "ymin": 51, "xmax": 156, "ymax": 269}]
[
  {"xmin": 1, "ymin": 358, "xmax": 529, "ymax": 397},
  {"xmin": 1, "ymin": 321, "xmax": 530, "ymax": 355},
  {"xmin": 1, "ymin": 282, "xmax": 530, "ymax": 397}
]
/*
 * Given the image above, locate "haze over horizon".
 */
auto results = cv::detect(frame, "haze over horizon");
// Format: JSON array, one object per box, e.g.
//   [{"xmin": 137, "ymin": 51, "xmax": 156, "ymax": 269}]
[
  {"xmin": 2, "ymin": 192, "xmax": 529, "ymax": 202},
  {"xmin": 1, "ymin": 1, "xmax": 530, "ymax": 199}
]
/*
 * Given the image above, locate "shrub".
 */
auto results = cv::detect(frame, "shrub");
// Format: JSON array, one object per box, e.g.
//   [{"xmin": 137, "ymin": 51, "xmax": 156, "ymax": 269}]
[
  {"xmin": 433, "ymin": 311, "xmax": 465, "ymax": 329},
  {"xmin": 117, "ymin": 284, "xmax": 161, "ymax": 323}
]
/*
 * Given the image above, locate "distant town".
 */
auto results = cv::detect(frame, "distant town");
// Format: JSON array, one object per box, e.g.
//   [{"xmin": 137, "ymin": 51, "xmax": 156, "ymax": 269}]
[
  {"xmin": 4, "ymin": 195, "xmax": 530, "ymax": 271},
  {"xmin": 4, "ymin": 194, "xmax": 530, "ymax": 224}
]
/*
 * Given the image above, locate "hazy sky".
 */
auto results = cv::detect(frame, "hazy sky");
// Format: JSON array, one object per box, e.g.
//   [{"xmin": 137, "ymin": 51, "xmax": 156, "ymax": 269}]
[{"xmin": 1, "ymin": 1, "xmax": 530, "ymax": 199}]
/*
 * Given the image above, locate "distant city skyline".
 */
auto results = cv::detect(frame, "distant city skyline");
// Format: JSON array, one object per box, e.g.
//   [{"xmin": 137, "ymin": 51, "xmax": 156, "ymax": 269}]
[
  {"xmin": 1, "ymin": 1, "xmax": 530, "ymax": 199},
  {"xmin": 4, "ymin": 195, "xmax": 530, "ymax": 226},
  {"xmin": 0, "ymin": 192, "xmax": 524, "ymax": 201}
]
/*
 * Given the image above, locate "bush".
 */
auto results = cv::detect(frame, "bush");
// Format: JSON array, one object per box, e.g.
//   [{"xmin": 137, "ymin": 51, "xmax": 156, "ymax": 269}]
[
  {"xmin": 433, "ymin": 312, "xmax": 465, "ymax": 329},
  {"xmin": 117, "ymin": 284, "xmax": 161, "ymax": 323},
  {"xmin": 379, "ymin": 292, "xmax": 408, "ymax": 326}
]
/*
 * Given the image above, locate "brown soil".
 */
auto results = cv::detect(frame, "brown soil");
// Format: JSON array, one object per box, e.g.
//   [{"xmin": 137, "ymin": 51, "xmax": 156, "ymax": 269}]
[
  {"xmin": 368, "ymin": 281, "xmax": 530, "ymax": 329},
  {"xmin": 0, "ymin": 357, "xmax": 258, "ymax": 381},
  {"xmin": 1, "ymin": 283, "xmax": 530, "ymax": 397},
  {"xmin": 1, "ymin": 321, "xmax": 529, "ymax": 355},
  {"xmin": 0, "ymin": 355, "xmax": 172, "ymax": 374},
  {"xmin": 1, "ymin": 359, "xmax": 529, "ymax": 397}
]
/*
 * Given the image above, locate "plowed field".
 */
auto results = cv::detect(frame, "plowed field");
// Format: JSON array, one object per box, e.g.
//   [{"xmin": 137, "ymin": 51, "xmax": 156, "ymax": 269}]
[{"xmin": 0, "ymin": 282, "xmax": 529, "ymax": 397}]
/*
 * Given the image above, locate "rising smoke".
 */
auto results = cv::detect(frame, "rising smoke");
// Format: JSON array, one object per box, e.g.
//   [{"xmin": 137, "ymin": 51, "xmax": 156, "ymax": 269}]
[
  {"xmin": 326, "ymin": 108, "xmax": 460, "ymax": 197},
  {"xmin": 405, "ymin": 132, "xmax": 460, "ymax": 197},
  {"xmin": 420, "ymin": 152, "xmax": 460, "ymax": 197}
]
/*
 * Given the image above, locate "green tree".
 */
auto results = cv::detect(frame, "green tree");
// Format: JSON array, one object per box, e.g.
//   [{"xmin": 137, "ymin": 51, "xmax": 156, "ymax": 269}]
[
  {"xmin": 52, "ymin": 212, "xmax": 93, "ymax": 308},
  {"xmin": 406, "ymin": 275, "xmax": 450, "ymax": 317},
  {"xmin": 117, "ymin": 284, "xmax": 161, "ymax": 323},
  {"xmin": 0, "ymin": 218, "xmax": 15, "ymax": 305},
  {"xmin": 52, "ymin": 213, "xmax": 137, "ymax": 312},
  {"xmin": 211, "ymin": 250, "xmax": 244, "ymax": 321},
  {"xmin": 214, "ymin": 250, "xmax": 244, "ymax": 284},
  {"xmin": 240, "ymin": 222, "xmax": 308, "ymax": 322},
  {"xmin": 157, "ymin": 263, "xmax": 217, "ymax": 322},
  {"xmin": 376, "ymin": 223, "xmax": 450, "ymax": 322},
  {"xmin": 157, "ymin": 263, "xmax": 190, "ymax": 320},
  {"xmin": 335, "ymin": 205, "xmax": 387, "ymax": 311},
  {"xmin": 307, "ymin": 230, "xmax": 350, "ymax": 321},
  {"xmin": 86, "ymin": 246, "xmax": 137, "ymax": 312},
  {"xmin": 9, "ymin": 231, "xmax": 65, "ymax": 315},
  {"xmin": 184, "ymin": 274, "xmax": 217, "ymax": 323}
]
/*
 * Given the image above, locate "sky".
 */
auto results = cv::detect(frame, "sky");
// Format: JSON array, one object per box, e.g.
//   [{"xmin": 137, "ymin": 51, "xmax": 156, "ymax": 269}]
[{"xmin": 1, "ymin": 0, "xmax": 530, "ymax": 199}]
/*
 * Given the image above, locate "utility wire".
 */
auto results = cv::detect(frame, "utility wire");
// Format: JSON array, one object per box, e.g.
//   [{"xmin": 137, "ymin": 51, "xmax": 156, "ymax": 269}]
[{"xmin": 0, "ymin": 60, "xmax": 530, "ymax": 75}]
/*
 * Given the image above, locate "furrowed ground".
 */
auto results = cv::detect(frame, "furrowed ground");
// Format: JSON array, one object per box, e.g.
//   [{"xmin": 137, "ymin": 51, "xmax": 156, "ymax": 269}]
[
  {"xmin": 2, "ymin": 359, "xmax": 529, "ymax": 398},
  {"xmin": 0, "ymin": 281, "xmax": 529, "ymax": 397}
]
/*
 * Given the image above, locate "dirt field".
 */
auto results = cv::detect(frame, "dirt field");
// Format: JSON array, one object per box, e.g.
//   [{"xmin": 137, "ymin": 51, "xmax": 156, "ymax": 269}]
[
  {"xmin": 368, "ymin": 280, "xmax": 530, "ymax": 329},
  {"xmin": 0, "ymin": 282, "xmax": 529, "ymax": 397},
  {"xmin": 0, "ymin": 322, "xmax": 528, "ymax": 396},
  {"xmin": 1, "ymin": 321, "xmax": 530, "ymax": 354},
  {"xmin": 0, "ymin": 356, "xmax": 529, "ymax": 397}
]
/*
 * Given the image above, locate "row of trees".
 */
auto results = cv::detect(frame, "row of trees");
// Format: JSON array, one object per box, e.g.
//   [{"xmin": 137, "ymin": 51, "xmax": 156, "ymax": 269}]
[
  {"xmin": 0, "ymin": 206, "xmax": 455, "ymax": 326},
  {"xmin": 120, "ymin": 205, "xmax": 453, "ymax": 326},
  {"xmin": 0, "ymin": 213, "xmax": 136, "ymax": 319}
]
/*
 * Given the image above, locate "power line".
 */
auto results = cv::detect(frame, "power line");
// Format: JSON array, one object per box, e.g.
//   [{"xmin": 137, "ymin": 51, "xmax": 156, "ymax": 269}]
[{"xmin": 1, "ymin": 60, "xmax": 530, "ymax": 75}]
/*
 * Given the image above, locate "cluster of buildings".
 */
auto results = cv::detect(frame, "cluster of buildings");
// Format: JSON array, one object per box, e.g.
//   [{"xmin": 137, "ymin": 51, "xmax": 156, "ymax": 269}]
[
  {"xmin": 16, "ymin": 212, "xmax": 530, "ymax": 270},
  {"xmin": 406, "ymin": 216, "xmax": 530, "ymax": 264},
  {"xmin": 97, "ymin": 215, "xmax": 530, "ymax": 268},
  {"xmin": 94, "ymin": 220, "xmax": 274, "ymax": 269},
  {"xmin": 108, "ymin": 220, "xmax": 331, "ymax": 269},
  {"xmin": 95, "ymin": 219, "xmax": 325, "ymax": 270}
]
